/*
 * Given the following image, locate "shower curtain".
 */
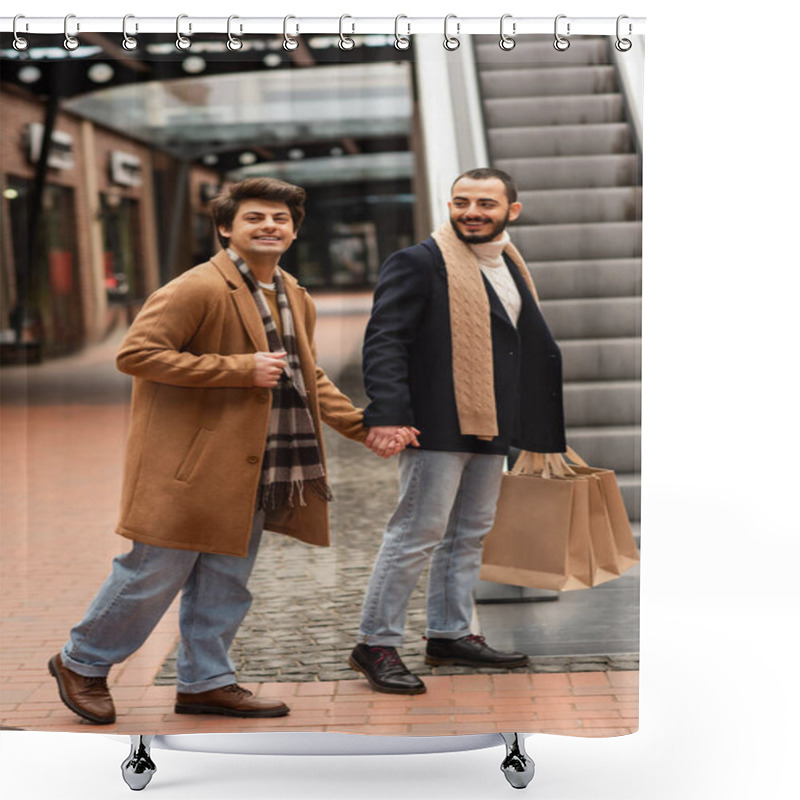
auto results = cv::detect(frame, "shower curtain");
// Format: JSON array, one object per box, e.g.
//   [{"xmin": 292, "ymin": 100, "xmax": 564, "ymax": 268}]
[{"xmin": 0, "ymin": 14, "xmax": 643, "ymax": 753}]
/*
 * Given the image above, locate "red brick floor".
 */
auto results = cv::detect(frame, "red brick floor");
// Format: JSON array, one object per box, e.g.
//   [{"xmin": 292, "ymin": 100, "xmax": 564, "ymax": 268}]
[{"xmin": 0, "ymin": 322, "xmax": 637, "ymax": 738}]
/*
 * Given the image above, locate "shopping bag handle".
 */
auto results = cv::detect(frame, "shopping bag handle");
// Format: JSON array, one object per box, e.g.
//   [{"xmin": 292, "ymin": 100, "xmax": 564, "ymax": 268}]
[
  {"xmin": 564, "ymin": 445, "xmax": 589, "ymax": 467},
  {"xmin": 510, "ymin": 446, "xmax": 591, "ymax": 477},
  {"xmin": 511, "ymin": 450, "xmax": 579, "ymax": 478}
]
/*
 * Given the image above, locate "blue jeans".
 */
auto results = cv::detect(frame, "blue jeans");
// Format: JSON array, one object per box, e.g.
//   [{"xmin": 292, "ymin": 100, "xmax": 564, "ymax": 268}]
[
  {"xmin": 358, "ymin": 449, "xmax": 505, "ymax": 647},
  {"xmin": 61, "ymin": 509, "xmax": 264, "ymax": 694}
]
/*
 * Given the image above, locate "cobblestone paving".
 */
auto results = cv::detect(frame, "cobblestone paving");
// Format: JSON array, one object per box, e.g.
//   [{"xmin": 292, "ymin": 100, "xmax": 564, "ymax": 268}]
[{"xmin": 155, "ymin": 363, "xmax": 638, "ymax": 684}]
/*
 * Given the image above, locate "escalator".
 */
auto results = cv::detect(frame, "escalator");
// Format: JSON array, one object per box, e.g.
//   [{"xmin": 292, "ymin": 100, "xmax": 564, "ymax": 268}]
[{"xmin": 473, "ymin": 35, "xmax": 642, "ymax": 522}]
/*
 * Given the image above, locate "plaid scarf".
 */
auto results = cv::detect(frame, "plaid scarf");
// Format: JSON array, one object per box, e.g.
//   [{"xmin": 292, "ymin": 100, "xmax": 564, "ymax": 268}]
[{"xmin": 227, "ymin": 249, "xmax": 331, "ymax": 510}]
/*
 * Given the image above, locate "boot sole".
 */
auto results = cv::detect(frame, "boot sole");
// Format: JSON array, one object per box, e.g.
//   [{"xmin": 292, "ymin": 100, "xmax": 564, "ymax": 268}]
[
  {"xmin": 174, "ymin": 703, "xmax": 290, "ymax": 718},
  {"xmin": 348, "ymin": 655, "xmax": 427, "ymax": 695},
  {"xmin": 425, "ymin": 655, "xmax": 529, "ymax": 669},
  {"xmin": 48, "ymin": 656, "xmax": 116, "ymax": 725}
]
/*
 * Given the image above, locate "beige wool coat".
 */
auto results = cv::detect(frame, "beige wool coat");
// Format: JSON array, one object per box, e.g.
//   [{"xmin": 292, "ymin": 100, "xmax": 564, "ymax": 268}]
[{"xmin": 114, "ymin": 250, "xmax": 367, "ymax": 557}]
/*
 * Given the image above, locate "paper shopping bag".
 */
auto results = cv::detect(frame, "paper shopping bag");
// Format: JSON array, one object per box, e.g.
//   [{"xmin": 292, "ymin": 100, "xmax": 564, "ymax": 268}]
[
  {"xmin": 583, "ymin": 472, "xmax": 625, "ymax": 584},
  {"xmin": 565, "ymin": 447, "xmax": 640, "ymax": 573},
  {"xmin": 480, "ymin": 453, "xmax": 594, "ymax": 591}
]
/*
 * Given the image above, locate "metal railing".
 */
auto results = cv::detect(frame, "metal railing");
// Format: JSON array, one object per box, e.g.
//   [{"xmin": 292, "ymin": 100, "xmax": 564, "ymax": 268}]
[{"xmin": 412, "ymin": 35, "xmax": 491, "ymax": 230}]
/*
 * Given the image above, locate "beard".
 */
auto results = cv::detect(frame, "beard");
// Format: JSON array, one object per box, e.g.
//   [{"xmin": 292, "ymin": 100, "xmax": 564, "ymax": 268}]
[{"xmin": 449, "ymin": 209, "xmax": 511, "ymax": 244}]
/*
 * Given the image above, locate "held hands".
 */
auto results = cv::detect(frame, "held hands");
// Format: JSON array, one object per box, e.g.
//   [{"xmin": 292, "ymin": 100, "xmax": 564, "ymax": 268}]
[
  {"xmin": 253, "ymin": 352, "xmax": 417, "ymax": 455},
  {"xmin": 253, "ymin": 351, "xmax": 288, "ymax": 388},
  {"xmin": 366, "ymin": 425, "xmax": 421, "ymax": 458}
]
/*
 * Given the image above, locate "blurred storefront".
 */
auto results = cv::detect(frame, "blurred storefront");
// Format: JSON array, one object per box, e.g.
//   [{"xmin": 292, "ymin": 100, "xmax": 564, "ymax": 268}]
[{"xmin": 0, "ymin": 89, "xmax": 163, "ymax": 359}]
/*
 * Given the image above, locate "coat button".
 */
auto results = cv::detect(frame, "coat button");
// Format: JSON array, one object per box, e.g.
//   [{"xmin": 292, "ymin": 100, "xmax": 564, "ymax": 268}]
[{"xmin": 247, "ymin": 455, "xmax": 259, "ymax": 465}]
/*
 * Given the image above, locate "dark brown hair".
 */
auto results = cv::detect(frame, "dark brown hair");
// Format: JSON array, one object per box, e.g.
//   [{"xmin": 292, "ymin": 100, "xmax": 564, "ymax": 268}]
[
  {"xmin": 451, "ymin": 168, "xmax": 518, "ymax": 204},
  {"xmin": 211, "ymin": 178, "xmax": 307, "ymax": 247}
]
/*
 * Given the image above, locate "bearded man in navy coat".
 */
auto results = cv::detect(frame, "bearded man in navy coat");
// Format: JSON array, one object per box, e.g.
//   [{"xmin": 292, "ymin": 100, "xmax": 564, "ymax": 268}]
[{"xmin": 348, "ymin": 168, "xmax": 567, "ymax": 694}]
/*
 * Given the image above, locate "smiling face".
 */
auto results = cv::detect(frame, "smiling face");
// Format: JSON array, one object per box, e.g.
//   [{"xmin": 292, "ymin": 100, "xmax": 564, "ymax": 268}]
[
  {"xmin": 448, "ymin": 176, "xmax": 522, "ymax": 244},
  {"xmin": 218, "ymin": 199, "xmax": 298, "ymax": 269}
]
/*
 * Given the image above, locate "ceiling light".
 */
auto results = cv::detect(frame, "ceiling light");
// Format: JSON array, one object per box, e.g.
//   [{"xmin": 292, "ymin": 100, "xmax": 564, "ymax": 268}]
[
  {"xmin": 88, "ymin": 63, "xmax": 114, "ymax": 84},
  {"xmin": 182, "ymin": 56, "xmax": 206, "ymax": 75},
  {"xmin": 18, "ymin": 65, "xmax": 42, "ymax": 84}
]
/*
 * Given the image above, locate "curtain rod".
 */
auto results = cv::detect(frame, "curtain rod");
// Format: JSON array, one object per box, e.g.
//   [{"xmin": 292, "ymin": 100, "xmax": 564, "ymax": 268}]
[{"xmin": 1, "ymin": 16, "xmax": 646, "ymax": 37}]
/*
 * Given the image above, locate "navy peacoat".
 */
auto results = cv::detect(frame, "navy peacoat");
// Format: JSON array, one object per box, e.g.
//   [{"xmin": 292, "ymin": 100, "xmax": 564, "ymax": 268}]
[{"xmin": 362, "ymin": 237, "xmax": 566, "ymax": 455}]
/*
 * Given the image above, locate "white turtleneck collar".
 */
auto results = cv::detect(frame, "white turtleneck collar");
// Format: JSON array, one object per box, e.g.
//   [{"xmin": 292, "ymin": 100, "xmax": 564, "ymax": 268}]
[{"xmin": 468, "ymin": 231, "xmax": 510, "ymax": 268}]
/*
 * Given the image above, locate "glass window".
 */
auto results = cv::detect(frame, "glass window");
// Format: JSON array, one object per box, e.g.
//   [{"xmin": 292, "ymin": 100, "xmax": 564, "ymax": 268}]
[
  {"xmin": 3, "ymin": 175, "xmax": 83, "ymax": 357},
  {"xmin": 100, "ymin": 194, "xmax": 144, "ymax": 302}
]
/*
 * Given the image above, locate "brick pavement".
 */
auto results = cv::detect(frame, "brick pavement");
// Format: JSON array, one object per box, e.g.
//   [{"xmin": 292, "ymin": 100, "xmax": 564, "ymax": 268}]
[{"xmin": 0, "ymin": 311, "xmax": 637, "ymax": 737}]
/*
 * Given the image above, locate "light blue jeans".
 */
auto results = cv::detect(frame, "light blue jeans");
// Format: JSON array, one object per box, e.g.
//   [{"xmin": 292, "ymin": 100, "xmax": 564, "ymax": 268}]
[
  {"xmin": 359, "ymin": 449, "xmax": 505, "ymax": 647},
  {"xmin": 61, "ymin": 509, "xmax": 264, "ymax": 694}
]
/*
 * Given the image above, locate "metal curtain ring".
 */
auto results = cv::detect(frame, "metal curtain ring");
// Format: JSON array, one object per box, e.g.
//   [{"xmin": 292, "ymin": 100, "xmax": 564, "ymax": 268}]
[
  {"xmin": 12, "ymin": 15, "xmax": 29, "ymax": 51},
  {"xmin": 615, "ymin": 14, "xmax": 633, "ymax": 51},
  {"xmin": 176, "ymin": 14, "xmax": 191, "ymax": 50},
  {"xmin": 339, "ymin": 14, "xmax": 355, "ymax": 50},
  {"xmin": 122, "ymin": 15, "xmax": 138, "ymax": 51},
  {"xmin": 64, "ymin": 13, "xmax": 79, "ymax": 51},
  {"xmin": 227, "ymin": 15, "xmax": 242, "ymax": 51},
  {"xmin": 499, "ymin": 14, "xmax": 516, "ymax": 50},
  {"xmin": 443, "ymin": 14, "xmax": 460, "ymax": 51},
  {"xmin": 394, "ymin": 15, "xmax": 410, "ymax": 50},
  {"xmin": 553, "ymin": 14, "xmax": 570, "ymax": 51},
  {"xmin": 283, "ymin": 15, "xmax": 298, "ymax": 51}
]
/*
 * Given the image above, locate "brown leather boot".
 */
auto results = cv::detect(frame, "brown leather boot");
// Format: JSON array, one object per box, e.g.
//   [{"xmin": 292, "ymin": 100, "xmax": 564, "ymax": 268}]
[
  {"xmin": 174, "ymin": 684, "xmax": 290, "ymax": 717},
  {"xmin": 48, "ymin": 653, "xmax": 116, "ymax": 724}
]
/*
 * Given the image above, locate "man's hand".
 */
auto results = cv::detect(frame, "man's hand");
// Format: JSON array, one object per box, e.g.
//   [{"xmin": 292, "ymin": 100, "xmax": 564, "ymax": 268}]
[
  {"xmin": 253, "ymin": 351, "xmax": 288, "ymax": 388},
  {"xmin": 366, "ymin": 426, "xmax": 421, "ymax": 458}
]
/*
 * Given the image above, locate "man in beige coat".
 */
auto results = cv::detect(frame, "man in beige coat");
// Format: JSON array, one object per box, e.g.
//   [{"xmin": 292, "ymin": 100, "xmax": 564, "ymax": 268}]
[{"xmin": 48, "ymin": 177, "xmax": 406, "ymax": 724}]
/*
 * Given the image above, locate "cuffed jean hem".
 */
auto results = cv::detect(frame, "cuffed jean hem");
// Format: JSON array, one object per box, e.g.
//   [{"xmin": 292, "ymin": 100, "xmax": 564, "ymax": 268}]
[
  {"xmin": 176, "ymin": 673, "xmax": 238, "ymax": 694},
  {"xmin": 60, "ymin": 647, "xmax": 112, "ymax": 678},
  {"xmin": 358, "ymin": 633, "xmax": 406, "ymax": 647},
  {"xmin": 425, "ymin": 628, "xmax": 471, "ymax": 641}
]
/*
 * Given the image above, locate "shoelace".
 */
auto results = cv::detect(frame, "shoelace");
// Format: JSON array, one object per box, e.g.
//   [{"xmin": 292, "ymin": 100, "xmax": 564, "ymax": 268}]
[
  {"xmin": 223, "ymin": 684, "xmax": 253, "ymax": 697},
  {"xmin": 85, "ymin": 676, "xmax": 109, "ymax": 689},
  {"xmin": 371, "ymin": 647, "xmax": 403, "ymax": 668}
]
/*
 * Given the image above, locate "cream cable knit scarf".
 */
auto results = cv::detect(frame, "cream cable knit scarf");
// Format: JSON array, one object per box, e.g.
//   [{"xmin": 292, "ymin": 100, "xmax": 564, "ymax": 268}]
[{"xmin": 431, "ymin": 222, "xmax": 539, "ymax": 441}]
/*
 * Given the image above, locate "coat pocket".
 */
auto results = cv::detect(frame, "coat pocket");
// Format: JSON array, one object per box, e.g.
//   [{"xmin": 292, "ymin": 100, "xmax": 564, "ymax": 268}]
[{"xmin": 175, "ymin": 428, "xmax": 213, "ymax": 482}]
